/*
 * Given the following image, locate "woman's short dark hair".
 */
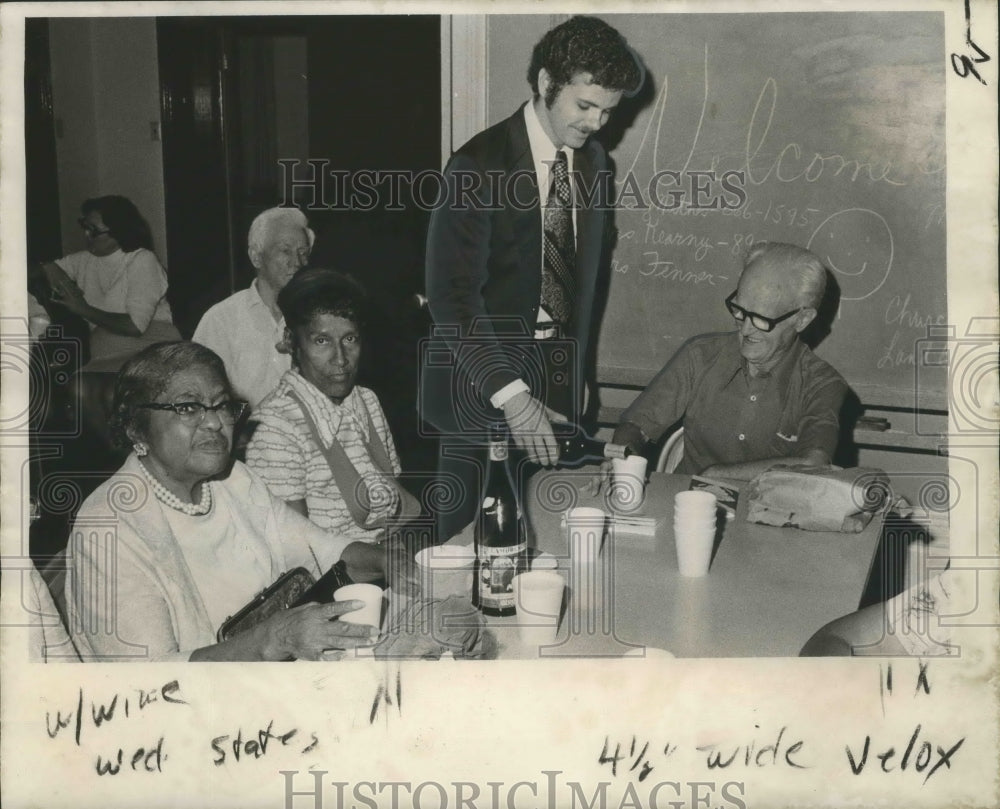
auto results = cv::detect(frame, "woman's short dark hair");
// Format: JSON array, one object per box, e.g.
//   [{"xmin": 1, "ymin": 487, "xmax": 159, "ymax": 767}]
[
  {"xmin": 527, "ymin": 16, "xmax": 642, "ymax": 104},
  {"xmin": 81, "ymin": 195, "xmax": 153, "ymax": 252},
  {"xmin": 277, "ymin": 268, "xmax": 369, "ymax": 335},
  {"xmin": 109, "ymin": 342, "xmax": 229, "ymax": 448}
]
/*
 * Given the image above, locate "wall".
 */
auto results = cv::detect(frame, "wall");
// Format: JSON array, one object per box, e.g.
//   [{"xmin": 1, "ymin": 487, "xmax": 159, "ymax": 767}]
[
  {"xmin": 486, "ymin": 15, "xmax": 565, "ymax": 128},
  {"xmin": 472, "ymin": 13, "xmax": 951, "ymax": 528},
  {"xmin": 49, "ymin": 17, "xmax": 167, "ymax": 266},
  {"xmin": 272, "ymin": 37, "xmax": 309, "ymax": 179}
]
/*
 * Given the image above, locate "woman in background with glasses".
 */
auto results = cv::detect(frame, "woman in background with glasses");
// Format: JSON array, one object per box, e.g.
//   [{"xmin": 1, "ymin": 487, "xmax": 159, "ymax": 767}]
[
  {"xmin": 65, "ymin": 341, "xmax": 415, "ymax": 661},
  {"xmin": 36, "ymin": 195, "xmax": 181, "ymax": 363},
  {"xmin": 32, "ymin": 196, "xmax": 182, "ymax": 448}
]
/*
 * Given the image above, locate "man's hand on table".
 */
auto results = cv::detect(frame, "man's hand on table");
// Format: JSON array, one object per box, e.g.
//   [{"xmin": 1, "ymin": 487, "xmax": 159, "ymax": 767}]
[{"xmin": 585, "ymin": 460, "xmax": 613, "ymax": 496}]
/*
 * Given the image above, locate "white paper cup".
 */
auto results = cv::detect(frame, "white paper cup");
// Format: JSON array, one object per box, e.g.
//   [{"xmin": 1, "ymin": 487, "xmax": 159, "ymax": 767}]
[
  {"xmin": 414, "ymin": 544, "xmax": 475, "ymax": 598},
  {"xmin": 531, "ymin": 551, "xmax": 558, "ymax": 570},
  {"xmin": 333, "ymin": 583, "xmax": 384, "ymax": 628},
  {"xmin": 566, "ymin": 507, "xmax": 607, "ymax": 564},
  {"xmin": 674, "ymin": 490, "xmax": 718, "ymax": 516},
  {"xmin": 610, "ymin": 456, "xmax": 648, "ymax": 511},
  {"xmin": 513, "ymin": 571, "xmax": 566, "ymax": 646},
  {"xmin": 674, "ymin": 524, "xmax": 717, "ymax": 540},
  {"xmin": 673, "ymin": 515, "xmax": 718, "ymax": 530},
  {"xmin": 674, "ymin": 524, "xmax": 716, "ymax": 577}
]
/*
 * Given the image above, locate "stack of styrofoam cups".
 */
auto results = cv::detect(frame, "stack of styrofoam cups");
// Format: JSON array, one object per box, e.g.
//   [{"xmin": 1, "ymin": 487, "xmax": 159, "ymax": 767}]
[{"xmin": 672, "ymin": 490, "xmax": 718, "ymax": 577}]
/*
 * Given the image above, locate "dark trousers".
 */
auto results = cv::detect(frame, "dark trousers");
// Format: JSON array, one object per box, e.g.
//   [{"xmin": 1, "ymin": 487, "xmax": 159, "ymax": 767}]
[
  {"xmin": 432, "ymin": 335, "xmax": 580, "ymax": 542},
  {"xmin": 434, "ymin": 438, "xmax": 542, "ymax": 543}
]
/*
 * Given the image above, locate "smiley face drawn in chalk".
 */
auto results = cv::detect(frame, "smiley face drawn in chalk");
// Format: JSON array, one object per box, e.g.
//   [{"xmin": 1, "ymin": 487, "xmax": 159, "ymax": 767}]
[{"xmin": 806, "ymin": 208, "xmax": 894, "ymax": 301}]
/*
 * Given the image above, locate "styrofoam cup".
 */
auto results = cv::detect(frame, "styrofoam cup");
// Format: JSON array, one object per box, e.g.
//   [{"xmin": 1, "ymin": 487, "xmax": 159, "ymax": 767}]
[
  {"xmin": 513, "ymin": 571, "xmax": 566, "ymax": 646},
  {"xmin": 414, "ymin": 544, "xmax": 475, "ymax": 598},
  {"xmin": 673, "ymin": 490, "xmax": 717, "ymax": 517},
  {"xmin": 673, "ymin": 515, "xmax": 717, "ymax": 529},
  {"xmin": 674, "ymin": 524, "xmax": 716, "ymax": 577},
  {"xmin": 333, "ymin": 583, "xmax": 384, "ymax": 628},
  {"xmin": 610, "ymin": 456, "xmax": 648, "ymax": 511}
]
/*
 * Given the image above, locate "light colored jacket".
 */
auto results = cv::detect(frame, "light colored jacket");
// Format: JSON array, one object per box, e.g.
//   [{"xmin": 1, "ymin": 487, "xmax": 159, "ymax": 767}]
[{"xmin": 65, "ymin": 454, "xmax": 348, "ymax": 662}]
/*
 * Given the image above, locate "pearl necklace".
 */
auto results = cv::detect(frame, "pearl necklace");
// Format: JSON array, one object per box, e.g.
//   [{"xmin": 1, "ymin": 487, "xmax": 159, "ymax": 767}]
[{"xmin": 137, "ymin": 457, "xmax": 213, "ymax": 516}]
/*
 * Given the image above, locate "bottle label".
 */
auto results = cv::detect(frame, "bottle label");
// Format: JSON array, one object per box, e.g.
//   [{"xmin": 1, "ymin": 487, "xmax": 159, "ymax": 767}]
[
  {"xmin": 475, "ymin": 542, "xmax": 526, "ymax": 611},
  {"xmin": 488, "ymin": 440, "xmax": 508, "ymax": 462}
]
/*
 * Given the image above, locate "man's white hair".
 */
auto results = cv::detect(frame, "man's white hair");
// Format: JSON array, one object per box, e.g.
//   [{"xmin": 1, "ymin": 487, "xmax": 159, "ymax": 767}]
[
  {"xmin": 744, "ymin": 241, "xmax": 826, "ymax": 309},
  {"xmin": 247, "ymin": 207, "xmax": 315, "ymax": 255}
]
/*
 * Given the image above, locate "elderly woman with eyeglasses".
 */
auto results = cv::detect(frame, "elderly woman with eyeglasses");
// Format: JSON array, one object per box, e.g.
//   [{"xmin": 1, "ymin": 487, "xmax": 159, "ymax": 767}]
[
  {"xmin": 35, "ymin": 196, "xmax": 180, "ymax": 365},
  {"xmin": 607, "ymin": 242, "xmax": 849, "ymax": 481},
  {"xmin": 65, "ymin": 341, "xmax": 416, "ymax": 662}
]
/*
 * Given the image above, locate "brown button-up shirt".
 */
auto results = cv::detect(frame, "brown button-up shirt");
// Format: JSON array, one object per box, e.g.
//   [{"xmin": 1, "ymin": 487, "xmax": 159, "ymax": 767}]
[{"xmin": 622, "ymin": 332, "xmax": 849, "ymax": 475}]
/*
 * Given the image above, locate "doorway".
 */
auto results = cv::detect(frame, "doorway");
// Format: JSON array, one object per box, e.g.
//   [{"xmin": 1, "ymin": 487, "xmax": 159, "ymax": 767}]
[{"xmin": 157, "ymin": 14, "xmax": 441, "ymax": 471}]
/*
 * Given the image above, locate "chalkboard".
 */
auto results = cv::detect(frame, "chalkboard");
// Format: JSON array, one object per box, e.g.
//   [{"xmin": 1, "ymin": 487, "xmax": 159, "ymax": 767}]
[{"xmin": 591, "ymin": 12, "xmax": 947, "ymax": 409}]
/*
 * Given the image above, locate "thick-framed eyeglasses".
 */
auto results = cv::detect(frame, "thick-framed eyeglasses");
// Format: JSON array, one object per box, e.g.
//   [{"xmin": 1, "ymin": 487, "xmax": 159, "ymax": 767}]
[
  {"xmin": 136, "ymin": 400, "xmax": 247, "ymax": 425},
  {"xmin": 77, "ymin": 217, "xmax": 112, "ymax": 238},
  {"xmin": 724, "ymin": 291, "xmax": 801, "ymax": 333}
]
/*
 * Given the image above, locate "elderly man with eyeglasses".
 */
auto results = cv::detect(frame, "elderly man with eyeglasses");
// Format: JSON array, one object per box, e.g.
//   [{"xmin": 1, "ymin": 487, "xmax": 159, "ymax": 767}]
[{"xmin": 612, "ymin": 242, "xmax": 848, "ymax": 481}]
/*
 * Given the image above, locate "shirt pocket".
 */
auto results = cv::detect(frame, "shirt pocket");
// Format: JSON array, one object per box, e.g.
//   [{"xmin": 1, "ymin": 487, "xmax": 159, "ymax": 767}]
[{"xmin": 774, "ymin": 416, "xmax": 800, "ymax": 446}]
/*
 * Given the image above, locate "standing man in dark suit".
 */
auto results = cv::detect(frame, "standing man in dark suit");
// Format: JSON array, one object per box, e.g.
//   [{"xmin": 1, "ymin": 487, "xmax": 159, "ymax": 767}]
[{"xmin": 424, "ymin": 16, "xmax": 643, "ymax": 540}]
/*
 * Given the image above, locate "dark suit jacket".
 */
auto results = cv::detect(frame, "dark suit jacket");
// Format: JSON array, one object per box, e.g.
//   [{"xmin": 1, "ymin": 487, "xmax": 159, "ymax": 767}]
[{"xmin": 423, "ymin": 105, "xmax": 611, "ymax": 435}]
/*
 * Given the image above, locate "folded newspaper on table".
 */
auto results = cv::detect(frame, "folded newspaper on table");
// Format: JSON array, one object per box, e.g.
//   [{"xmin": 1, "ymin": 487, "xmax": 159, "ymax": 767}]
[
  {"xmin": 559, "ymin": 510, "xmax": 660, "ymax": 536},
  {"xmin": 689, "ymin": 475, "xmax": 740, "ymax": 519},
  {"xmin": 745, "ymin": 466, "xmax": 892, "ymax": 533},
  {"xmin": 609, "ymin": 514, "xmax": 660, "ymax": 536}
]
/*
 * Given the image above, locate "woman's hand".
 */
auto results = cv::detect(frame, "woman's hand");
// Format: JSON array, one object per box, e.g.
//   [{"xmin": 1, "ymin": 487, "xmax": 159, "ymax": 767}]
[
  {"xmin": 50, "ymin": 276, "xmax": 89, "ymax": 316},
  {"xmin": 41, "ymin": 261, "xmax": 142, "ymax": 336},
  {"xmin": 254, "ymin": 600, "xmax": 379, "ymax": 661}
]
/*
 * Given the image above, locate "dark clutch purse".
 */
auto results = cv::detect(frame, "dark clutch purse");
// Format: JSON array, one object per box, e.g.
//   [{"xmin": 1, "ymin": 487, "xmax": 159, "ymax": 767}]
[{"xmin": 217, "ymin": 560, "xmax": 354, "ymax": 642}]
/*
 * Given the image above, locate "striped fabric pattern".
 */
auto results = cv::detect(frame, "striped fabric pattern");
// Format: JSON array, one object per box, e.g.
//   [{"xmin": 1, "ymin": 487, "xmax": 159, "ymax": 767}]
[{"xmin": 246, "ymin": 371, "xmax": 401, "ymax": 543}]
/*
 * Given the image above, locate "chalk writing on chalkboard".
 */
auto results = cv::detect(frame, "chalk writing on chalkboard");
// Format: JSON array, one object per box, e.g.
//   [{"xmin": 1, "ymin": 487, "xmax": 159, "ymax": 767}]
[{"xmin": 594, "ymin": 13, "xmax": 947, "ymax": 408}]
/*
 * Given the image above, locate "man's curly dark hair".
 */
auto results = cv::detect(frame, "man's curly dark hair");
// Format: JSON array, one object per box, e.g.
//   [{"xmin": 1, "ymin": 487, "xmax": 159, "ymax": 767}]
[{"xmin": 527, "ymin": 16, "xmax": 642, "ymax": 106}]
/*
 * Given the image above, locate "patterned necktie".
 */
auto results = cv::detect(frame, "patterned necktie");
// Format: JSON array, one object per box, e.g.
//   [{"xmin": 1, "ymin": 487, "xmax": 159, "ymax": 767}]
[{"xmin": 542, "ymin": 150, "xmax": 576, "ymax": 327}]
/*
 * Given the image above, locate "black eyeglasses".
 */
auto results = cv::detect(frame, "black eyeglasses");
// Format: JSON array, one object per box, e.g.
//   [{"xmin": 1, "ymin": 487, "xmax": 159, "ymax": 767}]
[
  {"xmin": 136, "ymin": 400, "xmax": 247, "ymax": 425},
  {"xmin": 77, "ymin": 217, "xmax": 112, "ymax": 238},
  {"xmin": 724, "ymin": 291, "xmax": 801, "ymax": 333}
]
